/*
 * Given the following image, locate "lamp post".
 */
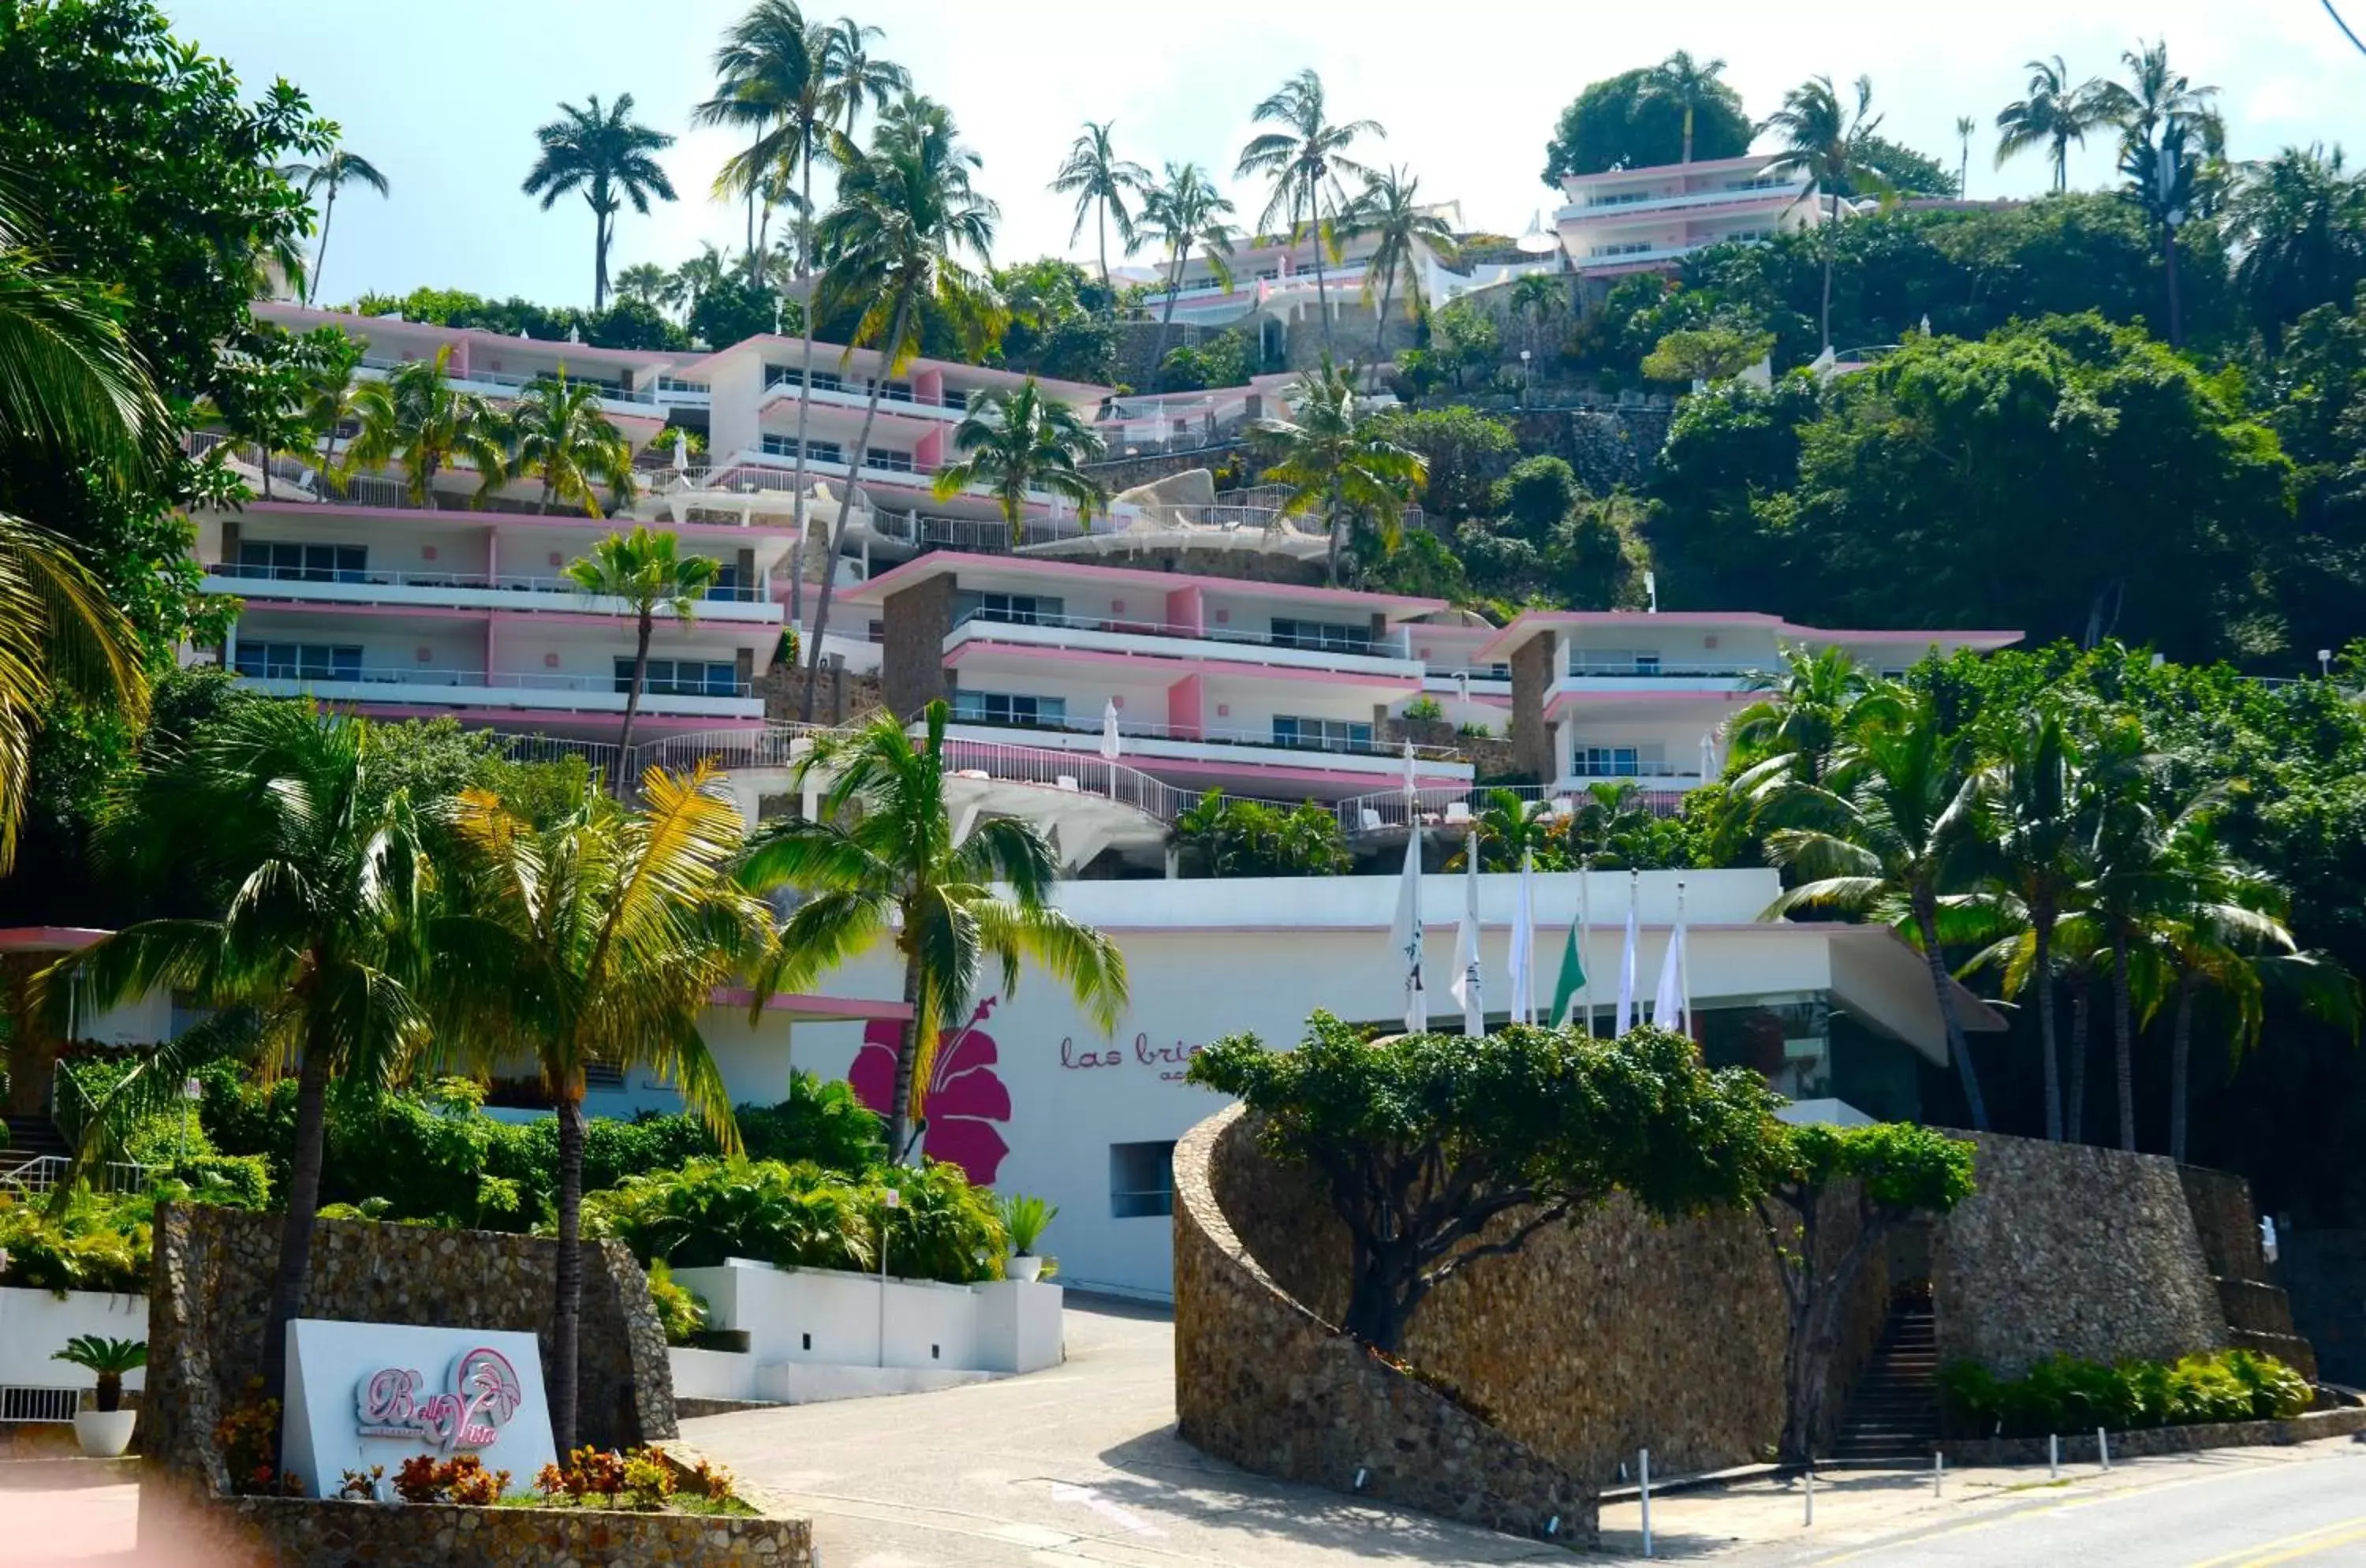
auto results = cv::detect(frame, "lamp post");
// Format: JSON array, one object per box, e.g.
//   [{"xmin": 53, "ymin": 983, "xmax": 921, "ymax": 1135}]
[
  {"xmin": 876, "ymin": 1185, "xmax": 901, "ymax": 1368},
  {"xmin": 1519, "ymin": 349, "xmax": 1533, "ymax": 405},
  {"xmin": 2318, "ymin": 648, "xmax": 2334, "ymax": 680},
  {"xmin": 177, "ymin": 1076, "xmax": 202, "ymax": 1167}
]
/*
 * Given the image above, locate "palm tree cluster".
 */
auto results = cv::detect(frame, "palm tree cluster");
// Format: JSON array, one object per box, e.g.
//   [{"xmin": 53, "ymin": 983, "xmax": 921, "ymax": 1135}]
[
  {"xmin": 1734, "ymin": 649, "xmax": 2357, "ymax": 1154},
  {"xmin": 330, "ymin": 349, "xmax": 636, "ymax": 516},
  {"xmin": 46, "ymin": 695, "xmax": 1124, "ymax": 1450},
  {"xmin": 522, "ymin": 93, "xmax": 680, "ymax": 313}
]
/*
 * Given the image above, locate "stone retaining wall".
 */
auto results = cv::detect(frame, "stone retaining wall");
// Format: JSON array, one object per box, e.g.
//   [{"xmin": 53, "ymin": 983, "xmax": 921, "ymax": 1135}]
[
  {"xmin": 1173, "ymin": 1106, "xmax": 1592, "ymax": 1544},
  {"xmin": 2279, "ymin": 1229, "xmax": 2366, "ymax": 1386},
  {"xmin": 175, "ymin": 1495, "xmax": 812, "ymax": 1566},
  {"xmin": 140, "ymin": 1204, "xmax": 675, "ymax": 1550},
  {"xmin": 1931, "ymin": 1135, "xmax": 2226, "ymax": 1378},
  {"xmin": 1198, "ymin": 1107, "xmax": 1888, "ymax": 1485}
]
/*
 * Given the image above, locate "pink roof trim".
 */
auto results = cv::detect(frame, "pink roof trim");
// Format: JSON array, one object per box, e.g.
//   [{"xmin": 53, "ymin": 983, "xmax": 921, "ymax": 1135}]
[
  {"xmin": 0, "ymin": 926, "xmax": 111, "ymax": 952},
  {"xmin": 256, "ymin": 303, "xmax": 690, "ymax": 368},
  {"xmin": 711, "ymin": 987, "xmax": 915, "ymax": 1022},
  {"xmin": 845, "ymin": 550, "xmax": 1445, "ymax": 617},
  {"xmin": 238, "ymin": 500, "xmax": 800, "ymax": 538}
]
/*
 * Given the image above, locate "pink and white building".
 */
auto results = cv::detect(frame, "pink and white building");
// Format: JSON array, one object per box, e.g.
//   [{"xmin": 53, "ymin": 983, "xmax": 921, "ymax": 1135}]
[
  {"xmin": 1554, "ymin": 153, "xmax": 1823, "ymax": 279},
  {"xmin": 1480, "ymin": 610, "xmax": 2021, "ymax": 801}
]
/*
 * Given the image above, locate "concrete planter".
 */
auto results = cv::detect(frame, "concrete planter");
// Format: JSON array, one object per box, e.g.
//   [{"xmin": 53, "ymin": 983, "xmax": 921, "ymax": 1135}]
[
  {"xmin": 73, "ymin": 1409, "xmax": 136, "ymax": 1458},
  {"xmin": 1007, "ymin": 1255, "xmax": 1044, "ymax": 1283}
]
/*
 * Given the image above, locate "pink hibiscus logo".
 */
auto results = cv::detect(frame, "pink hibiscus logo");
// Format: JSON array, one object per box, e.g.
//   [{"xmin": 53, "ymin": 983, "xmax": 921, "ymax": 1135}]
[{"xmin": 848, "ymin": 996, "xmax": 1011, "ymax": 1185}]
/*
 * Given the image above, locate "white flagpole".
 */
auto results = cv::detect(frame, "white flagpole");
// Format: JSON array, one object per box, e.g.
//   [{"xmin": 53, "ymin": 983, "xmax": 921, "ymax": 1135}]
[
  {"xmin": 1392, "ymin": 744, "xmax": 1425, "ymax": 1034},
  {"xmin": 1512, "ymin": 848, "xmax": 1536, "ymax": 1025},
  {"xmin": 1615, "ymin": 870, "xmax": 1640, "ymax": 1036},
  {"xmin": 1452, "ymin": 835, "xmax": 1485, "ymax": 1037},
  {"xmin": 1577, "ymin": 864, "xmax": 1592, "ymax": 1032},
  {"xmin": 1653, "ymin": 882, "xmax": 1684, "ymax": 1030}
]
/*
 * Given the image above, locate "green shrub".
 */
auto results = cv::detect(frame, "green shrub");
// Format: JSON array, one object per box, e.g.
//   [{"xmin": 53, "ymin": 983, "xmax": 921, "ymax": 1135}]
[
  {"xmin": 1401, "ymin": 696, "xmax": 1444, "ymax": 723},
  {"xmin": 0, "ymin": 1191, "xmax": 148, "ymax": 1296},
  {"xmin": 1939, "ymin": 1349, "xmax": 2313, "ymax": 1438},
  {"xmin": 644, "ymin": 1262, "xmax": 707, "ymax": 1346},
  {"xmin": 727, "ymin": 1073, "xmax": 883, "ymax": 1175},
  {"xmin": 871, "ymin": 1163, "xmax": 1006, "ymax": 1285}
]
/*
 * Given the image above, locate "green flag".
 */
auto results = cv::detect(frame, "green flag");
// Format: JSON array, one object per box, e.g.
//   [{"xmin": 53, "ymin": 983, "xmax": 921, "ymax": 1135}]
[{"xmin": 1550, "ymin": 920, "xmax": 1587, "ymax": 1028}]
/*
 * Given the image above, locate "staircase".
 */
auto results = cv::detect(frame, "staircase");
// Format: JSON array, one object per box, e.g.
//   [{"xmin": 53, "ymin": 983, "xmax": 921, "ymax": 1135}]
[
  {"xmin": 1829, "ymin": 1294, "xmax": 1941, "ymax": 1467},
  {"xmin": 1, "ymin": 1111, "xmax": 71, "ymax": 1187}
]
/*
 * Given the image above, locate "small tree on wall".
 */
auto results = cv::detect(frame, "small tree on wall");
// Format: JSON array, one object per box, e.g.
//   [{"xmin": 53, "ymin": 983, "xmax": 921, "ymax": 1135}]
[
  {"xmin": 1759, "ymin": 1122, "xmax": 1976, "ymax": 1465},
  {"xmin": 1188, "ymin": 1016, "xmax": 1786, "ymax": 1351}
]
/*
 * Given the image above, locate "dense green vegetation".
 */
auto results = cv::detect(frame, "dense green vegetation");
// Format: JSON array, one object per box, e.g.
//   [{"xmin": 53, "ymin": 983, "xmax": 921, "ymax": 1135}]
[{"xmin": 1937, "ymin": 1347, "xmax": 2312, "ymax": 1438}]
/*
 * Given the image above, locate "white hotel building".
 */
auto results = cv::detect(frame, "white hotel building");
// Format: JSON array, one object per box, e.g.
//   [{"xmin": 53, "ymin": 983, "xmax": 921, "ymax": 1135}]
[
  {"xmin": 157, "ymin": 304, "xmax": 2024, "ymax": 1301},
  {"xmin": 1554, "ymin": 151, "xmax": 1823, "ymax": 281}
]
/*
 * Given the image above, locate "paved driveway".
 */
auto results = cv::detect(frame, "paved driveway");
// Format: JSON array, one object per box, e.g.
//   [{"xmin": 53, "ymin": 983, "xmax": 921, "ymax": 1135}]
[{"xmin": 681, "ymin": 1295, "xmax": 1564, "ymax": 1567}]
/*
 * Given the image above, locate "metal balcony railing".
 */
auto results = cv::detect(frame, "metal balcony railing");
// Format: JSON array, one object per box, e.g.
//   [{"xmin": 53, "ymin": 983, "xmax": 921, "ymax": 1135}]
[
  {"xmin": 207, "ymin": 562, "xmax": 772, "ymax": 603},
  {"xmin": 230, "ymin": 663, "xmax": 756, "ymax": 699},
  {"xmin": 950, "ymin": 607, "xmax": 1416, "ymax": 662}
]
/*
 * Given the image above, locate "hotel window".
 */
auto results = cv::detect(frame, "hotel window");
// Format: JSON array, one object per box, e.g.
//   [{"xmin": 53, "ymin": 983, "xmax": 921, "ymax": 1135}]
[
  {"xmin": 759, "ymin": 435, "xmax": 844, "ymax": 464},
  {"xmin": 616, "ymin": 659, "xmax": 742, "ymax": 697},
  {"xmin": 1577, "ymin": 745, "xmax": 1667, "ymax": 778},
  {"xmin": 1110, "ymin": 1141, "xmax": 1177, "ymax": 1219},
  {"xmin": 1569, "ymin": 648, "xmax": 1661, "ymax": 676},
  {"xmin": 864, "ymin": 447, "xmax": 915, "ymax": 474},
  {"xmin": 237, "ymin": 542, "xmax": 367, "ymax": 582},
  {"xmin": 1272, "ymin": 715, "xmax": 1373, "ymax": 752},
  {"xmin": 767, "ymin": 366, "xmax": 842, "ymax": 394},
  {"xmin": 950, "ymin": 690, "xmax": 1066, "ymax": 727},
  {"xmin": 954, "ymin": 590, "xmax": 1064, "ymax": 627},
  {"xmin": 704, "ymin": 564, "xmax": 742, "ymax": 602},
  {"xmin": 1269, "ymin": 617, "xmax": 1373, "ymax": 654},
  {"xmin": 233, "ymin": 642, "xmax": 363, "ymax": 681}
]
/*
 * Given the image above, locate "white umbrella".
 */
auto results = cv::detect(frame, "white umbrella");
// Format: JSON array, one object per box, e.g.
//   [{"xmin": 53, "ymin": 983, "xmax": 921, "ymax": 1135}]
[
  {"xmin": 1100, "ymin": 700, "xmax": 1121, "ymax": 797},
  {"xmin": 673, "ymin": 429, "xmax": 689, "ymax": 476},
  {"xmin": 1401, "ymin": 739, "xmax": 1417, "ymax": 799}
]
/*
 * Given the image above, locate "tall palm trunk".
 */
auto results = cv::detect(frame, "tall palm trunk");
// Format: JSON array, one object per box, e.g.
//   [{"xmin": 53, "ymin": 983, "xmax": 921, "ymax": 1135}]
[
  {"xmin": 1154, "ymin": 245, "xmax": 1186, "ymax": 386},
  {"xmin": 2113, "ymin": 930, "xmax": 2136, "ymax": 1152},
  {"xmin": 618, "ymin": 608, "xmax": 652, "ymax": 773},
  {"xmin": 747, "ymin": 130, "xmax": 760, "ymax": 274},
  {"xmin": 310, "ymin": 185, "xmax": 340, "ymax": 308},
  {"xmin": 802, "ymin": 292, "xmax": 913, "ymax": 722},
  {"xmin": 1308, "ymin": 193, "xmax": 1334, "ymax": 358},
  {"xmin": 2161, "ymin": 221, "xmax": 2185, "ymax": 348},
  {"xmin": 1915, "ymin": 894, "xmax": 1988, "ymax": 1129},
  {"xmin": 551, "ymin": 1088, "xmax": 587, "ymax": 1453},
  {"xmin": 787, "ymin": 138, "xmax": 819, "ymax": 655},
  {"xmin": 2068, "ymin": 981, "xmax": 2091, "ymax": 1141},
  {"xmin": 1323, "ymin": 471, "xmax": 1345, "ymax": 588},
  {"xmin": 2033, "ymin": 905, "xmax": 2062, "ymax": 1141},
  {"xmin": 1819, "ymin": 193, "xmax": 1837, "ymax": 353},
  {"xmin": 886, "ymin": 937, "xmax": 925, "ymax": 1163},
  {"xmin": 1096, "ymin": 200, "xmax": 1110, "ymax": 294},
  {"xmin": 1374, "ymin": 271, "xmax": 1394, "ymax": 358},
  {"xmin": 2169, "ymin": 973, "xmax": 2197, "ymax": 1164},
  {"xmin": 261, "ymin": 1029, "xmax": 335, "ymax": 1402}
]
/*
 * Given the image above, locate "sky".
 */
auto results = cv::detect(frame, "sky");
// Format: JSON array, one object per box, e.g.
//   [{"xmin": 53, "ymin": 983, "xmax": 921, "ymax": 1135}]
[{"xmin": 165, "ymin": 0, "xmax": 2366, "ymax": 311}]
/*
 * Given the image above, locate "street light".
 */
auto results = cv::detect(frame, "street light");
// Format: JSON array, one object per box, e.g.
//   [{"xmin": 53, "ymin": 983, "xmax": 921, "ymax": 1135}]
[
  {"xmin": 1520, "ymin": 348, "xmax": 1533, "ymax": 405},
  {"xmin": 2319, "ymin": 648, "xmax": 2334, "ymax": 680}
]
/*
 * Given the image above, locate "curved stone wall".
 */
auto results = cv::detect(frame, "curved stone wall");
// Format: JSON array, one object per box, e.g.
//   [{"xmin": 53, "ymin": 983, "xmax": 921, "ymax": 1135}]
[{"xmin": 1172, "ymin": 1106, "xmax": 1593, "ymax": 1544}]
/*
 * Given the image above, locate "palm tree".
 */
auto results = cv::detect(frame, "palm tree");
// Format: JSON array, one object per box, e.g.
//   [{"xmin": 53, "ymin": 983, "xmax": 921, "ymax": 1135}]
[
  {"xmin": 0, "ymin": 196, "xmax": 155, "ymax": 872},
  {"xmin": 1249, "ymin": 357, "xmax": 1427, "ymax": 585},
  {"xmin": 1729, "ymin": 644, "xmax": 1901, "ymax": 788},
  {"xmin": 339, "ymin": 345, "xmax": 509, "ymax": 508},
  {"xmin": 2229, "ymin": 146, "xmax": 2366, "ymax": 353},
  {"xmin": 1508, "ymin": 272, "xmax": 1565, "ymax": 360},
  {"xmin": 521, "ymin": 93, "xmax": 680, "ymax": 311},
  {"xmin": 506, "ymin": 372, "xmax": 636, "ymax": 516},
  {"xmin": 1751, "ymin": 691, "xmax": 1994, "ymax": 1129},
  {"xmin": 741, "ymin": 700, "xmax": 1127, "ymax": 1160},
  {"xmin": 1955, "ymin": 116, "xmax": 1976, "ymax": 199},
  {"xmin": 1759, "ymin": 74, "xmax": 1895, "ymax": 354},
  {"xmin": 1339, "ymin": 166, "xmax": 1456, "ymax": 357},
  {"xmin": 435, "ymin": 766, "xmax": 770, "ymax": 1450},
  {"xmin": 667, "ymin": 243, "xmax": 733, "ymax": 325},
  {"xmin": 696, "ymin": 0, "xmax": 819, "ymax": 286},
  {"xmin": 797, "ymin": 95, "xmax": 1002, "ymax": 722},
  {"xmin": 614, "ymin": 261, "xmax": 671, "ymax": 312},
  {"xmin": 2100, "ymin": 40, "xmax": 2222, "ymax": 348},
  {"xmin": 930, "ymin": 379, "xmax": 1107, "ymax": 543},
  {"xmin": 1994, "ymin": 58, "xmax": 2111, "ymax": 195},
  {"xmin": 279, "ymin": 148, "xmax": 390, "ymax": 308},
  {"xmin": 564, "ymin": 525, "xmax": 722, "ymax": 760},
  {"xmin": 1139, "ymin": 162, "xmax": 1237, "ymax": 382},
  {"xmin": 1235, "ymin": 69, "xmax": 1383, "ymax": 357},
  {"xmin": 50, "ymin": 705, "xmax": 431, "ymax": 1400},
  {"xmin": 819, "ymin": 15, "xmax": 909, "ymax": 149},
  {"xmin": 1645, "ymin": 51, "xmax": 1730, "ymax": 166},
  {"xmin": 1966, "ymin": 708, "xmax": 2088, "ymax": 1141},
  {"xmin": 1049, "ymin": 120, "xmax": 1150, "ymax": 293}
]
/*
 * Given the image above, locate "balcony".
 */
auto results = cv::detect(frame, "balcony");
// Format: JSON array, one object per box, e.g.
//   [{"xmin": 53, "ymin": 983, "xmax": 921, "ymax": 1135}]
[
  {"xmin": 1562, "ymin": 661, "xmax": 1769, "ymax": 694},
  {"xmin": 356, "ymin": 356, "xmax": 660, "ymax": 417},
  {"xmin": 227, "ymin": 663, "xmax": 760, "ymax": 719},
  {"xmin": 943, "ymin": 717, "xmax": 1466, "ymax": 784},
  {"xmin": 946, "ymin": 608, "xmax": 1420, "ymax": 680},
  {"xmin": 759, "ymin": 371, "xmax": 966, "ymax": 420},
  {"xmin": 204, "ymin": 562, "xmax": 784, "ymax": 624},
  {"xmin": 1555, "ymin": 182, "xmax": 1805, "ymax": 223}
]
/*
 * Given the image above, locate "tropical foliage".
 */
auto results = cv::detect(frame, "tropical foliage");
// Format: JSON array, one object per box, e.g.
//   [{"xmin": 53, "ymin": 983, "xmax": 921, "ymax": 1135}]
[
  {"xmin": 1249, "ymin": 359, "xmax": 1427, "ymax": 584},
  {"xmin": 1167, "ymin": 791, "xmax": 1351, "ymax": 879},
  {"xmin": 521, "ymin": 94, "xmax": 679, "ymax": 311},
  {"xmin": 562, "ymin": 527, "xmax": 722, "ymax": 759},
  {"xmin": 928, "ymin": 378, "xmax": 1107, "ymax": 543},
  {"xmin": 1234, "ymin": 69, "xmax": 1383, "ymax": 355}
]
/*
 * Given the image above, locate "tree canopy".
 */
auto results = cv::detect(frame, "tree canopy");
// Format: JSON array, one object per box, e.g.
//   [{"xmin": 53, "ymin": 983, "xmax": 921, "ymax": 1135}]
[{"xmin": 1541, "ymin": 67, "xmax": 1752, "ymax": 184}]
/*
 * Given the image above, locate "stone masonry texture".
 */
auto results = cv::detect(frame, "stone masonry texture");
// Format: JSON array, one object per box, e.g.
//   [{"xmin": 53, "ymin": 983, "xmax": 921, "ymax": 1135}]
[
  {"xmin": 1173, "ymin": 1107, "xmax": 1595, "ymax": 1544},
  {"xmin": 880, "ymin": 575, "xmax": 955, "ymax": 718},
  {"xmin": 140, "ymin": 1204, "xmax": 680, "ymax": 1556},
  {"xmin": 1508, "ymin": 634, "xmax": 1554, "ymax": 782},
  {"xmin": 1931, "ymin": 1133, "xmax": 2228, "ymax": 1377},
  {"xmin": 158, "ymin": 1494, "xmax": 815, "ymax": 1567}
]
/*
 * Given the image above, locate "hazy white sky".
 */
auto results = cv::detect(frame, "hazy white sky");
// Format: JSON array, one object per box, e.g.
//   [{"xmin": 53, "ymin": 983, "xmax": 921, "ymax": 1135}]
[{"xmin": 166, "ymin": 0, "xmax": 2366, "ymax": 309}]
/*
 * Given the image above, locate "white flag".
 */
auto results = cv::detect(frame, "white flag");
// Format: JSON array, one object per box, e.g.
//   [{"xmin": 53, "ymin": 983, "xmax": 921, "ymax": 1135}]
[
  {"xmin": 1390, "ymin": 826, "xmax": 1426, "ymax": 1033},
  {"xmin": 1654, "ymin": 913, "xmax": 1686, "ymax": 1032},
  {"xmin": 1614, "ymin": 873, "xmax": 1640, "ymax": 1036},
  {"xmin": 1450, "ymin": 842, "xmax": 1484, "ymax": 1036},
  {"xmin": 1506, "ymin": 849, "xmax": 1536, "ymax": 1026}
]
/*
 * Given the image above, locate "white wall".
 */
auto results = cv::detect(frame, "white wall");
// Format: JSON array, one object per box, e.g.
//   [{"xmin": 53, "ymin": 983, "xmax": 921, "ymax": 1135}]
[
  {"xmin": 0, "ymin": 1288, "xmax": 147, "ymax": 1393},
  {"xmin": 668, "ymin": 1260, "xmax": 1062, "ymax": 1376}
]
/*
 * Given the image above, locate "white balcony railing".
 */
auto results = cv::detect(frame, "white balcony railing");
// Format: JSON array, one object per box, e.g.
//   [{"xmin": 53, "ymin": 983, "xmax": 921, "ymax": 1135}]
[
  {"xmin": 1335, "ymin": 781, "xmax": 1690, "ymax": 834},
  {"xmin": 205, "ymin": 562, "xmax": 783, "ymax": 623},
  {"xmin": 946, "ymin": 608, "xmax": 1418, "ymax": 674},
  {"xmin": 358, "ymin": 355, "xmax": 660, "ymax": 408}
]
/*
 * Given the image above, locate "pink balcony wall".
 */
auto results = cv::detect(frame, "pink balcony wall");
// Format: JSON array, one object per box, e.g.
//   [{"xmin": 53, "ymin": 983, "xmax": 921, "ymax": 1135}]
[{"xmin": 1166, "ymin": 674, "xmax": 1204, "ymax": 740}]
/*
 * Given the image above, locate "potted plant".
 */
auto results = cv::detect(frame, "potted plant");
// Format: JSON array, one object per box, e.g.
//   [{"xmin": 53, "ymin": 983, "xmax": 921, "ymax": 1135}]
[
  {"xmin": 999, "ymin": 1194, "xmax": 1058, "ymax": 1283},
  {"xmin": 53, "ymin": 1335, "xmax": 147, "ymax": 1458}
]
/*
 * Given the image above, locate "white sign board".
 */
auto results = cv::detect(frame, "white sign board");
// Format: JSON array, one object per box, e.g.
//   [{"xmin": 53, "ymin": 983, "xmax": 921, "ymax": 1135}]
[{"xmin": 282, "ymin": 1319, "xmax": 555, "ymax": 1499}]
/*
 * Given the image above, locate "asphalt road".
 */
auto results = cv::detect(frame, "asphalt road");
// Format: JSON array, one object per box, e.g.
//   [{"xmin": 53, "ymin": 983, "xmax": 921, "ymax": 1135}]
[{"xmin": 1670, "ymin": 1440, "xmax": 2366, "ymax": 1567}]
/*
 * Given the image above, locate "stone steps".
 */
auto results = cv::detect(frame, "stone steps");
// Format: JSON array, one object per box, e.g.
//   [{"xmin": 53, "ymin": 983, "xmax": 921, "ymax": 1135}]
[{"xmin": 1830, "ymin": 1302, "xmax": 1941, "ymax": 1465}]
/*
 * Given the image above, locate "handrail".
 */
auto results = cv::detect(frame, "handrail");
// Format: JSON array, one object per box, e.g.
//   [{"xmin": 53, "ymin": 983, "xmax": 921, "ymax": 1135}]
[
  {"xmin": 950, "ymin": 607, "xmax": 1416, "ymax": 661},
  {"xmin": 207, "ymin": 562, "xmax": 774, "ymax": 603},
  {"xmin": 360, "ymin": 355, "xmax": 658, "ymax": 405},
  {"xmin": 1566, "ymin": 663, "xmax": 1772, "ymax": 681},
  {"xmin": 1335, "ymin": 781, "xmax": 1690, "ymax": 834},
  {"xmin": 229, "ymin": 663, "xmax": 756, "ymax": 698}
]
